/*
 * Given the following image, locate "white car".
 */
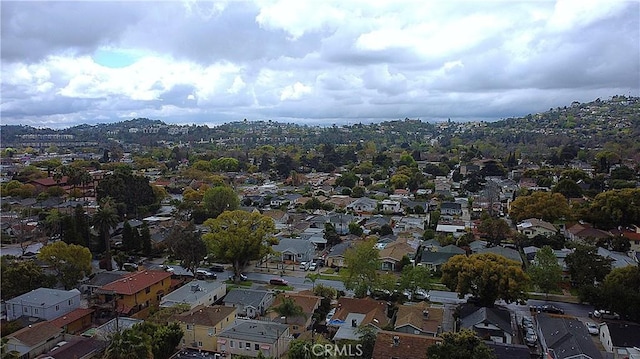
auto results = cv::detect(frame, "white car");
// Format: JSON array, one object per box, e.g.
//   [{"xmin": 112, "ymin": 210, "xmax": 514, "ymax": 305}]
[
  {"xmin": 592, "ymin": 310, "xmax": 620, "ymax": 320},
  {"xmin": 308, "ymin": 262, "xmax": 317, "ymax": 271},
  {"xmin": 586, "ymin": 322, "xmax": 599, "ymax": 335}
]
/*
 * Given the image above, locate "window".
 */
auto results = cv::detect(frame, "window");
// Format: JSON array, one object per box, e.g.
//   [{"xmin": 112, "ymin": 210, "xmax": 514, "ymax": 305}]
[
  {"xmin": 238, "ymin": 342, "xmax": 243, "ymax": 348},
  {"xmin": 230, "ymin": 341, "xmax": 234, "ymax": 348},
  {"xmin": 24, "ymin": 307, "xmax": 28, "ymax": 313},
  {"xmin": 255, "ymin": 344, "xmax": 259, "ymax": 350},
  {"xmin": 145, "ymin": 287, "xmax": 151, "ymax": 294},
  {"xmin": 186, "ymin": 324, "xmax": 193, "ymax": 330},
  {"xmin": 68, "ymin": 300, "xmax": 72, "ymax": 305},
  {"xmin": 198, "ymin": 341, "xmax": 203, "ymax": 347},
  {"xmin": 245, "ymin": 342, "xmax": 250, "ymax": 349},
  {"xmin": 55, "ymin": 305, "xmax": 60, "ymax": 311},
  {"xmin": 34, "ymin": 308, "xmax": 39, "ymax": 314}
]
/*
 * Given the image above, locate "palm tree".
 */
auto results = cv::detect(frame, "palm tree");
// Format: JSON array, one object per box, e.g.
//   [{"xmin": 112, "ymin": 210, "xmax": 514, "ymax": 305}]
[
  {"xmin": 103, "ymin": 330, "xmax": 152, "ymax": 359},
  {"xmin": 305, "ymin": 273, "xmax": 321, "ymax": 291},
  {"xmin": 93, "ymin": 197, "xmax": 119, "ymax": 271},
  {"xmin": 271, "ymin": 296, "xmax": 306, "ymax": 324}
]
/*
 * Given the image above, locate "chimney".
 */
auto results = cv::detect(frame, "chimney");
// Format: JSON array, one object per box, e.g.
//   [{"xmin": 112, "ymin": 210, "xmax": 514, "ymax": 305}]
[
  {"xmin": 423, "ymin": 310, "xmax": 429, "ymax": 318},
  {"xmin": 351, "ymin": 319, "xmax": 357, "ymax": 327},
  {"xmin": 392, "ymin": 336, "xmax": 399, "ymax": 347}
]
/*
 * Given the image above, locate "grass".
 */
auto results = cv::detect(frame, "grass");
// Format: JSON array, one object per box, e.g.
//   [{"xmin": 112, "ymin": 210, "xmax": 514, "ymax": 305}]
[{"xmin": 224, "ymin": 280, "xmax": 253, "ymax": 287}]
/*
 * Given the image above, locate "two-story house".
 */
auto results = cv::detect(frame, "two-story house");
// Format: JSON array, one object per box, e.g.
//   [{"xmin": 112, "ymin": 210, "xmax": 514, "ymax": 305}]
[
  {"xmin": 173, "ymin": 305, "xmax": 237, "ymax": 353},
  {"xmin": 4, "ymin": 321, "xmax": 63, "ymax": 358},
  {"xmin": 381, "ymin": 199, "xmax": 402, "ymax": 214},
  {"xmin": 160, "ymin": 280, "xmax": 226, "ymax": 309},
  {"xmin": 217, "ymin": 319, "xmax": 290, "ymax": 358},
  {"xmin": 394, "ymin": 302, "xmax": 444, "ymax": 337},
  {"xmin": 97, "ymin": 270, "xmax": 172, "ymax": 316},
  {"xmin": 223, "ymin": 289, "xmax": 274, "ymax": 319},
  {"xmin": 516, "ymin": 218, "xmax": 557, "ymax": 238},
  {"xmin": 6, "ymin": 288, "xmax": 81, "ymax": 321}
]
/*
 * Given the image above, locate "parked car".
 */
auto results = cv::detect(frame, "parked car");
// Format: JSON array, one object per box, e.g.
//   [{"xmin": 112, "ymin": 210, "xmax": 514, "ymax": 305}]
[
  {"xmin": 522, "ymin": 316, "xmax": 534, "ymax": 330},
  {"xmin": 270, "ymin": 278, "xmax": 289, "ymax": 286},
  {"xmin": 196, "ymin": 269, "xmax": 216, "ymax": 279},
  {"xmin": 300, "ymin": 261, "xmax": 310, "ymax": 270},
  {"xmin": 586, "ymin": 322, "xmax": 599, "ymax": 335},
  {"xmin": 209, "ymin": 264, "xmax": 225, "ymax": 272},
  {"xmin": 592, "ymin": 310, "xmax": 620, "ymax": 320},
  {"xmin": 414, "ymin": 289, "xmax": 430, "ymax": 301},
  {"xmin": 532, "ymin": 305, "xmax": 564, "ymax": 314},
  {"xmin": 229, "ymin": 273, "xmax": 248, "ymax": 281},
  {"xmin": 308, "ymin": 262, "xmax": 318, "ymax": 271},
  {"xmin": 524, "ymin": 328, "xmax": 538, "ymax": 347}
]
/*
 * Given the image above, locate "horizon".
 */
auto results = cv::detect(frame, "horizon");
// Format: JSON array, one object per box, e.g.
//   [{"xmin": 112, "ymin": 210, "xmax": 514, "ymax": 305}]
[{"xmin": 2, "ymin": 1, "xmax": 639, "ymax": 129}]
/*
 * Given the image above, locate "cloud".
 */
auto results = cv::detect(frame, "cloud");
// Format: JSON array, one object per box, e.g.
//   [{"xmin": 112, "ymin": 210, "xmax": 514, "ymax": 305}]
[{"xmin": 1, "ymin": 0, "xmax": 638, "ymax": 128}]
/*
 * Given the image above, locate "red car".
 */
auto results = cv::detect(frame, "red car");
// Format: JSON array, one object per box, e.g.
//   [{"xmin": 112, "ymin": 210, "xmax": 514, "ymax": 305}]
[{"xmin": 269, "ymin": 278, "xmax": 289, "ymax": 286}]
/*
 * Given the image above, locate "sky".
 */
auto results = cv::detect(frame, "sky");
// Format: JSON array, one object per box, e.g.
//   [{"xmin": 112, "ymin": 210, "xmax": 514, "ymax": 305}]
[{"xmin": 1, "ymin": 0, "xmax": 639, "ymax": 129}]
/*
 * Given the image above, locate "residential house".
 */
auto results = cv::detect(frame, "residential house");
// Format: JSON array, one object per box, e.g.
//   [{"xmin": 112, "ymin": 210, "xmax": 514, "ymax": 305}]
[
  {"xmin": 379, "ymin": 240, "xmax": 417, "ymax": 271},
  {"xmin": 223, "ymin": 288, "xmax": 274, "ymax": 319},
  {"xmin": 393, "ymin": 215, "xmax": 427, "ymax": 233},
  {"xmin": 34, "ymin": 336, "xmax": 106, "ymax": 359},
  {"xmin": 486, "ymin": 342, "xmax": 532, "ymax": 359},
  {"xmin": 173, "ymin": 305, "xmax": 237, "ymax": 353},
  {"xmin": 97, "ymin": 270, "xmax": 172, "ymax": 316},
  {"xmin": 94, "ymin": 317, "xmax": 144, "ymax": 341},
  {"xmin": 271, "ymin": 238, "xmax": 316, "ymax": 263},
  {"xmin": 329, "ymin": 297, "xmax": 389, "ymax": 342},
  {"xmin": 371, "ymin": 331, "xmax": 441, "ymax": 359},
  {"xmin": 418, "ymin": 244, "xmax": 465, "ymax": 271},
  {"xmin": 599, "ymin": 322, "xmax": 640, "ymax": 359},
  {"xmin": 565, "ymin": 222, "xmax": 612, "ymax": 242},
  {"xmin": 48, "ymin": 308, "xmax": 94, "ymax": 335},
  {"xmin": 440, "ymin": 202, "xmax": 462, "ymax": 216},
  {"xmin": 476, "ymin": 246, "xmax": 523, "ymax": 265},
  {"xmin": 347, "ymin": 197, "xmax": 378, "ymax": 214},
  {"xmin": 325, "ymin": 241, "xmax": 354, "ymax": 268},
  {"xmin": 435, "ymin": 220, "xmax": 467, "ymax": 238},
  {"xmin": 596, "ymin": 247, "xmax": 637, "ymax": 269},
  {"xmin": 262, "ymin": 209, "xmax": 289, "ymax": 231},
  {"xmin": 517, "ymin": 218, "xmax": 557, "ymax": 238},
  {"xmin": 537, "ymin": 314, "xmax": 602, "ymax": 359},
  {"xmin": 299, "ymin": 228, "xmax": 327, "ymax": 249},
  {"xmin": 4, "ymin": 321, "xmax": 63, "ymax": 358},
  {"xmin": 160, "ymin": 280, "xmax": 226, "ymax": 309},
  {"xmin": 6, "ymin": 288, "xmax": 81, "ymax": 321},
  {"xmin": 79, "ymin": 271, "xmax": 125, "ymax": 296},
  {"xmin": 327, "ymin": 213, "xmax": 355, "ymax": 235},
  {"xmin": 267, "ymin": 293, "xmax": 321, "ymax": 337},
  {"xmin": 394, "ymin": 302, "xmax": 444, "ymax": 337},
  {"xmin": 380, "ymin": 199, "xmax": 402, "ymax": 214},
  {"xmin": 327, "ymin": 195, "xmax": 356, "ymax": 210},
  {"xmin": 217, "ymin": 319, "xmax": 290, "ymax": 358},
  {"xmin": 459, "ymin": 304, "xmax": 514, "ymax": 344}
]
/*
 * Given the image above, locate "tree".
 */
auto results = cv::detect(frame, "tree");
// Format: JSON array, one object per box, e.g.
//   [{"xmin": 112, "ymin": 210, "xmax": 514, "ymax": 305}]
[
  {"xmin": 355, "ymin": 326, "xmax": 377, "ymax": 359},
  {"xmin": 553, "ymin": 179, "xmax": 583, "ymax": 198},
  {"xmin": 527, "ymin": 246, "xmax": 562, "ymax": 297},
  {"xmin": 1, "ymin": 256, "xmax": 56, "ymax": 300},
  {"xmin": 477, "ymin": 214, "xmax": 512, "ymax": 246},
  {"xmin": 96, "ymin": 167, "xmax": 156, "ymax": 218},
  {"xmin": 441, "ymin": 253, "xmax": 529, "ymax": 307},
  {"xmin": 582, "ymin": 189, "xmax": 640, "ymax": 229},
  {"xmin": 37, "ymin": 241, "xmax": 92, "ymax": 289},
  {"xmin": 133, "ymin": 322, "xmax": 183, "ymax": 359},
  {"xmin": 600, "ymin": 266, "xmax": 640, "ymax": 322},
  {"xmin": 93, "ymin": 198, "xmax": 119, "ymax": 271},
  {"xmin": 121, "ymin": 221, "xmax": 137, "ymax": 252},
  {"xmin": 271, "ymin": 296, "xmax": 306, "ymax": 324},
  {"xmin": 305, "ymin": 273, "xmax": 321, "ymax": 290},
  {"xmin": 166, "ymin": 222, "xmax": 207, "ymax": 276},
  {"xmin": 426, "ymin": 329, "xmax": 496, "ymax": 359},
  {"xmin": 565, "ymin": 245, "xmax": 613, "ymax": 288},
  {"xmin": 103, "ymin": 329, "xmax": 153, "ymax": 359},
  {"xmin": 341, "ymin": 239, "xmax": 380, "ymax": 298},
  {"xmin": 509, "ymin": 192, "xmax": 572, "ymax": 223},
  {"xmin": 398, "ymin": 265, "xmax": 432, "ymax": 298},
  {"xmin": 202, "ymin": 186, "xmax": 239, "ymax": 219},
  {"xmin": 202, "ymin": 210, "xmax": 276, "ymax": 282},
  {"xmin": 323, "ymin": 223, "xmax": 340, "ymax": 247},
  {"xmin": 348, "ymin": 222, "xmax": 363, "ymax": 236},
  {"xmin": 140, "ymin": 222, "xmax": 151, "ymax": 257}
]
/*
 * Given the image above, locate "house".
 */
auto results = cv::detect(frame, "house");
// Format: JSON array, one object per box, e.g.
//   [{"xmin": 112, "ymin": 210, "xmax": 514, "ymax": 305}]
[
  {"xmin": 96, "ymin": 270, "xmax": 172, "ymax": 316},
  {"xmin": 94, "ymin": 317, "xmax": 144, "ymax": 341},
  {"xmin": 380, "ymin": 199, "xmax": 402, "ymax": 213},
  {"xmin": 371, "ymin": 330, "xmax": 441, "ymax": 359},
  {"xmin": 262, "ymin": 209, "xmax": 289, "ymax": 231},
  {"xmin": 329, "ymin": 297, "xmax": 389, "ymax": 341},
  {"xmin": 299, "ymin": 227, "xmax": 327, "ymax": 249},
  {"xmin": 223, "ymin": 288, "xmax": 274, "ymax": 318},
  {"xmin": 347, "ymin": 197, "xmax": 378, "ymax": 214},
  {"xmin": 417, "ymin": 245, "xmax": 465, "ymax": 271},
  {"xmin": 476, "ymin": 246, "xmax": 523, "ymax": 265},
  {"xmin": 6, "ymin": 288, "xmax": 81, "ymax": 321},
  {"xmin": 160, "ymin": 280, "xmax": 226, "ymax": 309},
  {"xmin": 517, "ymin": 218, "xmax": 557, "ymax": 238},
  {"xmin": 173, "ymin": 305, "xmax": 237, "ymax": 353},
  {"xmin": 537, "ymin": 314, "xmax": 602, "ymax": 359},
  {"xmin": 79, "ymin": 271, "xmax": 125, "ymax": 295},
  {"xmin": 34, "ymin": 336, "xmax": 106, "ymax": 359},
  {"xmin": 596, "ymin": 247, "xmax": 637, "ymax": 269},
  {"xmin": 48, "ymin": 308, "xmax": 94, "ymax": 335},
  {"xmin": 379, "ymin": 240, "xmax": 416, "ymax": 271},
  {"xmin": 459, "ymin": 304, "xmax": 514, "ymax": 344},
  {"xmin": 271, "ymin": 238, "xmax": 316, "ymax": 263},
  {"xmin": 440, "ymin": 202, "xmax": 462, "ymax": 216},
  {"xmin": 325, "ymin": 241, "xmax": 354, "ymax": 268},
  {"xmin": 435, "ymin": 221, "xmax": 467, "ymax": 238},
  {"xmin": 394, "ymin": 302, "xmax": 444, "ymax": 337},
  {"xmin": 328, "ymin": 213, "xmax": 355, "ymax": 235},
  {"xmin": 565, "ymin": 222, "xmax": 611, "ymax": 242},
  {"xmin": 599, "ymin": 322, "xmax": 640, "ymax": 359},
  {"xmin": 267, "ymin": 292, "xmax": 321, "ymax": 337},
  {"xmin": 217, "ymin": 319, "xmax": 290, "ymax": 358},
  {"xmin": 4, "ymin": 321, "xmax": 63, "ymax": 358},
  {"xmin": 486, "ymin": 342, "xmax": 532, "ymax": 359}
]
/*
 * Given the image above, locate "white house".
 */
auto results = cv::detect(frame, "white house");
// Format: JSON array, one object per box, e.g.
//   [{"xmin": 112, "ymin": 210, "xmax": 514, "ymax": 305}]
[
  {"xmin": 6, "ymin": 288, "xmax": 81, "ymax": 321},
  {"xmin": 516, "ymin": 218, "xmax": 557, "ymax": 238},
  {"xmin": 599, "ymin": 321, "xmax": 640, "ymax": 359},
  {"xmin": 380, "ymin": 199, "xmax": 401, "ymax": 213},
  {"xmin": 160, "ymin": 280, "xmax": 226, "ymax": 309}
]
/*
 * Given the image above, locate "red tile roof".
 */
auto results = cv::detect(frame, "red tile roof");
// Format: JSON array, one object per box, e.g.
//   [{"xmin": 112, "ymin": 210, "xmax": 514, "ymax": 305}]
[
  {"xmin": 333, "ymin": 297, "xmax": 389, "ymax": 328},
  {"xmin": 48, "ymin": 308, "xmax": 94, "ymax": 328},
  {"xmin": 31, "ymin": 176, "xmax": 69, "ymax": 187},
  {"xmin": 99, "ymin": 270, "xmax": 171, "ymax": 295},
  {"xmin": 372, "ymin": 330, "xmax": 441, "ymax": 359},
  {"xmin": 9, "ymin": 322, "xmax": 62, "ymax": 347}
]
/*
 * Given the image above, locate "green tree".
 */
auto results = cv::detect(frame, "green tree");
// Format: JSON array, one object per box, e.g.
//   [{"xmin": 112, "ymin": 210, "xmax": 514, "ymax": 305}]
[
  {"xmin": 305, "ymin": 273, "xmax": 321, "ymax": 290},
  {"xmin": 103, "ymin": 329, "xmax": 153, "ymax": 359},
  {"xmin": 166, "ymin": 222, "xmax": 207, "ymax": 276},
  {"xmin": 600, "ymin": 266, "xmax": 640, "ymax": 322},
  {"xmin": 133, "ymin": 322, "xmax": 184, "ymax": 359},
  {"xmin": 37, "ymin": 241, "xmax": 92, "ymax": 289},
  {"xmin": 202, "ymin": 210, "xmax": 276, "ymax": 282},
  {"xmin": 93, "ymin": 198, "xmax": 119, "ymax": 271},
  {"xmin": 270, "ymin": 296, "xmax": 306, "ymax": 324},
  {"xmin": 477, "ymin": 214, "xmax": 512, "ymax": 246},
  {"xmin": 355, "ymin": 326, "xmax": 377, "ymax": 359},
  {"xmin": 202, "ymin": 186, "xmax": 239, "ymax": 219},
  {"xmin": 582, "ymin": 189, "xmax": 640, "ymax": 229},
  {"xmin": 426, "ymin": 329, "xmax": 496, "ymax": 359},
  {"xmin": 96, "ymin": 168, "xmax": 156, "ymax": 218},
  {"xmin": 441, "ymin": 253, "xmax": 529, "ymax": 307},
  {"xmin": 565, "ymin": 245, "xmax": 613, "ymax": 288},
  {"xmin": 398, "ymin": 265, "xmax": 432, "ymax": 298},
  {"xmin": 341, "ymin": 239, "xmax": 380, "ymax": 298},
  {"xmin": 1, "ymin": 256, "xmax": 56, "ymax": 300},
  {"xmin": 553, "ymin": 178, "xmax": 583, "ymax": 198},
  {"xmin": 323, "ymin": 223, "xmax": 340, "ymax": 247},
  {"xmin": 348, "ymin": 222, "xmax": 363, "ymax": 236},
  {"xmin": 121, "ymin": 221, "xmax": 136, "ymax": 252},
  {"xmin": 528, "ymin": 246, "xmax": 562, "ymax": 297},
  {"xmin": 140, "ymin": 222, "xmax": 152, "ymax": 257},
  {"xmin": 509, "ymin": 192, "xmax": 572, "ymax": 223}
]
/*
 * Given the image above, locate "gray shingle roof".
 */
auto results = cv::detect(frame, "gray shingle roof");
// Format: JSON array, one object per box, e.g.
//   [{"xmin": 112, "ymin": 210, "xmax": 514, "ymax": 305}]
[
  {"xmin": 460, "ymin": 306, "xmax": 513, "ymax": 335},
  {"xmin": 272, "ymin": 238, "xmax": 315, "ymax": 255},
  {"xmin": 218, "ymin": 319, "xmax": 288, "ymax": 343},
  {"xmin": 537, "ymin": 314, "xmax": 602, "ymax": 359},
  {"xmin": 7, "ymin": 288, "xmax": 79, "ymax": 306},
  {"xmin": 224, "ymin": 289, "xmax": 271, "ymax": 309}
]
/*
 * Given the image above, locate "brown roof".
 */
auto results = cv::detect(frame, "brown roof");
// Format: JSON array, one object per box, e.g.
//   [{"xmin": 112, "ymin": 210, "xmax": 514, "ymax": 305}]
[
  {"xmin": 333, "ymin": 297, "xmax": 389, "ymax": 328},
  {"xmin": 173, "ymin": 305, "xmax": 237, "ymax": 327},
  {"xmin": 394, "ymin": 302, "xmax": 444, "ymax": 334},
  {"xmin": 372, "ymin": 330, "xmax": 441, "ymax": 359},
  {"xmin": 99, "ymin": 270, "xmax": 172, "ymax": 295},
  {"xmin": 267, "ymin": 293, "xmax": 321, "ymax": 326},
  {"xmin": 9, "ymin": 321, "xmax": 62, "ymax": 347},
  {"xmin": 30, "ymin": 176, "xmax": 69, "ymax": 187},
  {"xmin": 48, "ymin": 308, "xmax": 94, "ymax": 328},
  {"xmin": 379, "ymin": 240, "xmax": 415, "ymax": 262}
]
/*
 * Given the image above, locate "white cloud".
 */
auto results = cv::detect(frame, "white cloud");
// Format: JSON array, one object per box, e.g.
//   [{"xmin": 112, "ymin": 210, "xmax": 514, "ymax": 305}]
[{"xmin": 280, "ymin": 82, "xmax": 312, "ymax": 101}]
